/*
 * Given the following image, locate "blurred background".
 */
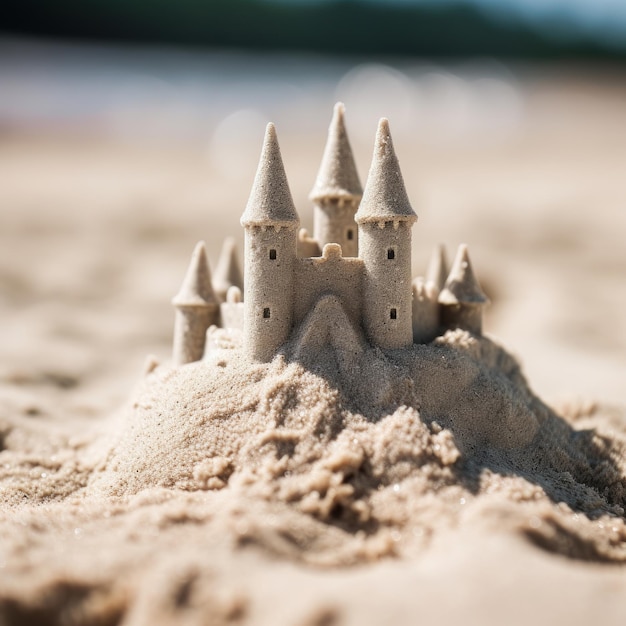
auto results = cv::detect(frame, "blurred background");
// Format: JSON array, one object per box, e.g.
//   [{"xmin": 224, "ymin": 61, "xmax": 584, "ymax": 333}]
[{"xmin": 1, "ymin": 0, "xmax": 625, "ymax": 419}]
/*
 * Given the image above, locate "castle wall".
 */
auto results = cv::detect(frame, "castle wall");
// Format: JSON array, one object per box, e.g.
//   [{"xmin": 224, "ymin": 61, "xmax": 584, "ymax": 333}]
[{"xmin": 293, "ymin": 244, "xmax": 364, "ymax": 331}]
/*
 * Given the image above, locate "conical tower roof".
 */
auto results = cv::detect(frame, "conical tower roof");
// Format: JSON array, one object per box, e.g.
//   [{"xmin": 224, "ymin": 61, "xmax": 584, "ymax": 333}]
[
  {"xmin": 439, "ymin": 244, "xmax": 489, "ymax": 306},
  {"xmin": 213, "ymin": 237, "xmax": 243, "ymax": 297},
  {"xmin": 172, "ymin": 241, "xmax": 219, "ymax": 307},
  {"xmin": 309, "ymin": 102, "xmax": 363, "ymax": 203},
  {"xmin": 241, "ymin": 123, "xmax": 300, "ymax": 228},
  {"xmin": 355, "ymin": 118, "xmax": 417, "ymax": 225},
  {"xmin": 426, "ymin": 244, "xmax": 449, "ymax": 291}
]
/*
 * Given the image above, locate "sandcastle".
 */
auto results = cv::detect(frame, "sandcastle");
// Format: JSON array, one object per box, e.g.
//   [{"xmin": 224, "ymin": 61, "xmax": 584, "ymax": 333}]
[
  {"xmin": 172, "ymin": 103, "xmax": 489, "ymax": 366},
  {"xmin": 3, "ymin": 99, "xmax": 626, "ymax": 626}
]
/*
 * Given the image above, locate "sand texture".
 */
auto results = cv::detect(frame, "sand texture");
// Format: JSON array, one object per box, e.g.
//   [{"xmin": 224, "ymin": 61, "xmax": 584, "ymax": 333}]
[
  {"xmin": 1, "ymin": 51, "xmax": 626, "ymax": 625},
  {"xmin": 1, "ymin": 329, "xmax": 625, "ymax": 625}
]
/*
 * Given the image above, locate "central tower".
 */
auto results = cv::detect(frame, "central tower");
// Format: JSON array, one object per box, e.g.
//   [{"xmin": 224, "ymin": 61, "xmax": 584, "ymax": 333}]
[{"xmin": 309, "ymin": 103, "xmax": 363, "ymax": 257}]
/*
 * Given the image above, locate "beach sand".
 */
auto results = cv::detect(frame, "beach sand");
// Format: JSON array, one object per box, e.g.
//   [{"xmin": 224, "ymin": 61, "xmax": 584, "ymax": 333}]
[{"xmin": 1, "ymin": 61, "xmax": 625, "ymax": 625}]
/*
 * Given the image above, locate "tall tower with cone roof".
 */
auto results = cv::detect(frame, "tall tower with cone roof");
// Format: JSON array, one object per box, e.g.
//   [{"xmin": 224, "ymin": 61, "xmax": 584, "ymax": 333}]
[
  {"xmin": 356, "ymin": 119, "xmax": 417, "ymax": 349},
  {"xmin": 241, "ymin": 123, "xmax": 300, "ymax": 362},
  {"xmin": 172, "ymin": 241, "xmax": 220, "ymax": 365},
  {"xmin": 439, "ymin": 244, "xmax": 489, "ymax": 335},
  {"xmin": 309, "ymin": 103, "xmax": 362, "ymax": 258}
]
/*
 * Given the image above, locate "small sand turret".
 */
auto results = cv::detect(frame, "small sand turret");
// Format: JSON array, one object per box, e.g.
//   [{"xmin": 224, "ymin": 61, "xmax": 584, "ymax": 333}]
[
  {"xmin": 172, "ymin": 241, "xmax": 220, "ymax": 365},
  {"xmin": 213, "ymin": 237, "xmax": 244, "ymax": 302},
  {"xmin": 439, "ymin": 244, "xmax": 489, "ymax": 335},
  {"xmin": 412, "ymin": 277, "xmax": 440, "ymax": 343},
  {"xmin": 356, "ymin": 118, "xmax": 417, "ymax": 350},
  {"xmin": 241, "ymin": 123, "xmax": 300, "ymax": 362},
  {"xmin": 426, "ymin": 244, "xmax": 449, "ymax": 291},
  {"xmin": 309, "ymin": 103, "xmax": 362, "ymax": 257},
  {"xmin": 220, "ymin": 285, "xmax": 244, "ymax": 330}
]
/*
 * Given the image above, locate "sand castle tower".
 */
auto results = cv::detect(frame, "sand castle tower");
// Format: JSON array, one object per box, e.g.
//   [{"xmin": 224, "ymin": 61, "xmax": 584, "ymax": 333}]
[
  {"xmin": 412, "ymin": 278, "xmax": 440, "ymax": 344},
  {"xmin": 411, "ymin": 245, "xmax": 448, "ymax": 343},
  {"xmin": 309, "ymin": 103, "xmax": 363, "ymax": 258},
  {"xmin": 172, "ymin": 241, "xmax": 220, "ymax": 365},
  {"xmin": 212, "ymin": 237, "xmax": 244, "ymax": 302},
  {"xmin": 426, "ymin": 244, "xmax": 449, "ymax": 291},
  {"xmin": 241, "ymin": 123, "xmax": 300, "ymax": 362},
  {"xmin": 439, "ymin": 244, "xmax": 489, "ymax": 335},
  {"xmin": 356, "ymin": 119, "xmax": 417, "ymax": 349}
]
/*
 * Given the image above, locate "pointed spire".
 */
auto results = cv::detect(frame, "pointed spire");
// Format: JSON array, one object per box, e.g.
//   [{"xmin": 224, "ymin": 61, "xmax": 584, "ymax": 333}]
[
  {"xmin": 309, "ymin": 102, "xmax": 363, "ymax": 203},
  {"xmin": 172, "ymin": 242, "xmax": 219, "ymax": 307},
  {"xmin": 213, "ymin": 237, "xmax": 244, "ymax": 300},
  {"xmin": 439, "ymin": 244, "xmax": 489, "ymax": 306},
  {"xmin": 241, "ymin": 123, "xmax": 300, "ymax": 228},
  {"xmin": 426, "ymin": 244, "xmax": 449, "ymax": 291},
  {"xmin": 355, "ymin": 118, "xmax": 417, "ymax": 225}
]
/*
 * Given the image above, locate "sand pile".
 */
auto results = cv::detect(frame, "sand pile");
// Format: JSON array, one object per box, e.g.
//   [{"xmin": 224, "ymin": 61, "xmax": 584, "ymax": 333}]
[
  {"xmin": 1, "ymin": 329, "xmax": 625, "ymax": 625},
  {"xmin": 84, "ymin": 329, "xmax": 625, "ymax": 564}
]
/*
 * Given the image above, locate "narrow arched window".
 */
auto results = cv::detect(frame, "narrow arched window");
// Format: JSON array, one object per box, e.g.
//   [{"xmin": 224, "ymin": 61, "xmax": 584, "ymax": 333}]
[
  {"xmin": 387, "ymin": 248, "xmax": 395, "ymax": 260},
  {"xmin": 263, "ymin": 307, "xmax": 271, "ymax": 319},
  {"xmin": 346, "ymin": 229, "xmax": 354, "ymax": 241},
  {"xmin": 269, "ymin": 249, "xmax": 277, "ymax": 260},
  {"xmin": 390, "ymin": 308, "xmax": 397, "ymax": 320}
]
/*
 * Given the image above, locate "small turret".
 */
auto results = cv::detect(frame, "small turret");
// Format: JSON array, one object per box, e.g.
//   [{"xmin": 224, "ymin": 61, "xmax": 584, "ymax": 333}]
[
  {"xmin": 357, "ymin": 118, "xmax": 417, "ymax": 350},
  {"xmin": 412, "ymin": 277, "xmax": 440, "ymax": 344},
  {"xmin": 309, "ymin": 103, "xmax": 362, "ymax": 257},
  {"xmin": 220, "ymin": 285, "xmax": 244, "ymax": 331},
  {"xmin": 212, "ymin": 237, "xmax": 244, "ymax": 302},
  {"xmin": 439, "ymin": 244, "xmax": 489, "ymax": 335},
  {"xmin": 425, "ymin": 244, "xmax": 449, "ymax": 291},
  {"xmin": 172, "ymin": 241, "xmax": 220, "ymax": 365},
  {"xmin": 241, "ymin": 123, "xmax": 299, "ymax": 362}
]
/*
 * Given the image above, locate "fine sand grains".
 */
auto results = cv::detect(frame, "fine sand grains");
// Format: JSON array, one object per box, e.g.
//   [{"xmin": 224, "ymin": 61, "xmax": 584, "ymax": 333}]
[{"xmin": 0, "ymin": 331, "xmax": 625, "ymax": 624}]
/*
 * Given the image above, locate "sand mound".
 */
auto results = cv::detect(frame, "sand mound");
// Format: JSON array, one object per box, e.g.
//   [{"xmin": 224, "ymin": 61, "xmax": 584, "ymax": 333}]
[
  {"xmin": 1, "ymin": 332, "xmax": 625, "ymax": 625},
  {"xmin": 80, "ymin": 331, "xmax": 626, "ymax": 566}
]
